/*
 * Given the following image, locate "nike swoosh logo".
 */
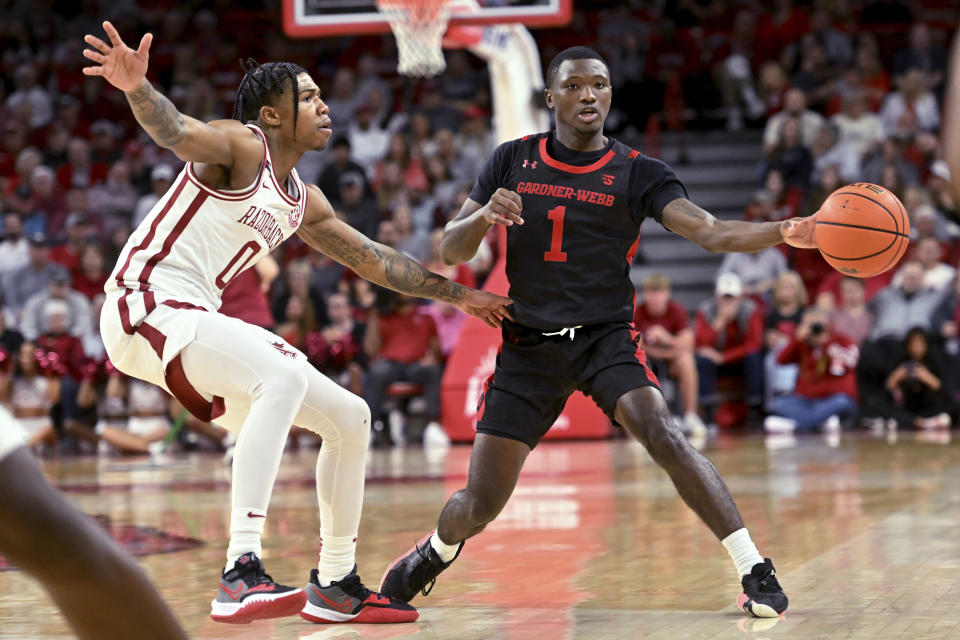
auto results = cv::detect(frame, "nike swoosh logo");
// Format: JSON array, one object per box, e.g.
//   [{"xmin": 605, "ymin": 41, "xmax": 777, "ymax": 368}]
[
  {"xmin": 248, "ymin": 512, "xmax": 265, "ymax": 518},
  {"xmin": 222, "ymin": 582, "xmax": 244, "ymax": 601},
  {"xmin": 312, "ymin": 586, "xmax": 352, "ymax": 612}
]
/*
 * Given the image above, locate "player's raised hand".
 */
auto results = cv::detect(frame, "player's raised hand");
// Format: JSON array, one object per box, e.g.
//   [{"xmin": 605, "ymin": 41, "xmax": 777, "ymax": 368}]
[
  {"xmin": 82, "ymin": 21, "xmax": 153, "ymax": 92},
  {"xmin": 457, "ymin": 290, "xmax": 514, "ymax": 328},
  {"xmin": 781, "ymin": 213, "xmax": 818, "ymax": 249},
  {"xmin": 480, "ymin": 188, "xmax": 524, "ymax": 226}
]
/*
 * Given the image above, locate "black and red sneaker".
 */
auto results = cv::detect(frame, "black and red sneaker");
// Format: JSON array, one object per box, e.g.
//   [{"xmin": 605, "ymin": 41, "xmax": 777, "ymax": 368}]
[
  {"xmin": 737, "ymin": 558, "xmax": 788, "ymax": 618},
  {"xmin": 300, "ymin": 566, "xmax": 418, "ymax": 623},
  {"xmin": 379, "ymin": 530, "xmax": 463, "ymax": 603},
  {"xmin": 210, "ymin": 552, "xmax": 306, "ymax": 624}
]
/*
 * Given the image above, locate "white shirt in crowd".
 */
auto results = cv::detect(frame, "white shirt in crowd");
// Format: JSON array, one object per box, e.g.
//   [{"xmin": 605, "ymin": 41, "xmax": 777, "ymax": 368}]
[
  {"xmin": 830, "ymin": 112, "xmax": 885, "ymax": 157},
  {"xmin": 0, "ymin": 239, "xmax": 29, "ymax": 277},
  {"xmin": 879, "ymin": 92, "xmax": 940, "ymax": 136},
  {"xmin": 892, "ymin": 262, "xmax": 957, "ymax": 292}
]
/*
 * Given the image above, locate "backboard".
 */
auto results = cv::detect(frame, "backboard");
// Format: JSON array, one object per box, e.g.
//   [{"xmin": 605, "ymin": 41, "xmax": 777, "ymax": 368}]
[{"xmin": 282, "ymin": 0, "xmax": 572, "ymax": 37}]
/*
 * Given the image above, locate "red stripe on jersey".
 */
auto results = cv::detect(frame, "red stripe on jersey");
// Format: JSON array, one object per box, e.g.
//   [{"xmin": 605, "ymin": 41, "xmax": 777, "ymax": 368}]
[
  {"xmin": 475, "ymin": 344, "xmax": 502, "ymax": 424},
  {"xmin": 137, "ymin": 191, "xmax": 209, "ymax": 290},
  {"xmin": 115, "ymin": 176, "xmax": 188, "ymax": 287},
  {"xmin": 249, "ymin": 125, "xmax": 300, "ymax": 207},
  {"xmin": 135, "ymin": 322, "xmax": 167, "ymax": 360},
  {"xmin": 183, "ymin": 126, "xmax": 266, "ymax": 201},
  {"xmin": 265, "ymin": 162, "xmax": 300, "ymax": 207},
  {"xmin": 166, "ymin": 354, "xmax": 226, "ymax": 422},
  {"xmin": 625, "ymin": 231, "xmax": 642, "ymax": 265},
  {"xmin": 162, "ymin": 300, "xmax": 208, "ymax": 311},
  {"xmin": 185, "ymin": 164, "xmax": 262, "ymax": 201},
  {"xmin": 134, "ymin": 320, "xmax": 226, "ymax": 422},
  {"xmin": 628, "ymin": 149, "xmax": 640, "ymax": 159},
  {"xmin": 625, "ymin": 231, "xmax": 642, "ymax": 316},
  {"xmin": 144, "ymin": 290, "xmax": 157, "ymax": 315},
  {"xmin": 629, "ymin": 329, "xmax": 660, "ymax": 386},
  {"xmin": 117, "ymin": 290, "xmax": 135, "ymax": 335},
  {"xmin": 538, "ymin": 138, "xmax": 616, "ymax": 174}
]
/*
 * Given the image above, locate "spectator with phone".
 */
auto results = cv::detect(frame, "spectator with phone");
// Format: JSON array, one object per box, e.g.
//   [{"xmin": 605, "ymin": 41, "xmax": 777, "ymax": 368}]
[{"xmin": 764, "ymin": 308, "xmax": 859, "ymax": 433}]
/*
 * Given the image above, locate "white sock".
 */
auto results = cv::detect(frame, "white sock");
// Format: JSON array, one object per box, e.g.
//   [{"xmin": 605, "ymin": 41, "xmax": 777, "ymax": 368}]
[
  {"xmin": 722, "ymin": 527, "xmax": 764, "ymax": 579},
  {"xmin": 226, "ymin": 507, "xmax": 266, "ymax": 571},
  {"xmin": 316, "ymin": 533, "xmax": 357, "ymax": 586},
  {"xmin": 430, "ymin": 530, "xmax": 460, "ymax": 563}
]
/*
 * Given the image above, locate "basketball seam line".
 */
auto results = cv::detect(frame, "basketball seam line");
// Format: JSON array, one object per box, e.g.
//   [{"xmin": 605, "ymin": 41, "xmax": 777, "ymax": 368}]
[
  {"xmin": 829, "ymin": 191, "xmax": 899, "ymax": 232},
  {"xmin": 815, "ymin": 220, "xmax": 910, "ymax": 238},
  {"xmin": 820, "ymin": 248, "xmax": 897, "ymax": 261},
  {"xmin": 876, "ymin": 199, "xmax": 910, "ymax": 274}
]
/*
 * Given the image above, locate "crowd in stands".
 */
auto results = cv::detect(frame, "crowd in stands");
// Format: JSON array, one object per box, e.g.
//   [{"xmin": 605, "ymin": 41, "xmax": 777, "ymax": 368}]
[
  {"xmin": 0, "ymin": 1, "xmax": 956, "ymax": 455},
  {"xmin": 630, "ymin": 2, "xmax": 956, "ymax": 435}
]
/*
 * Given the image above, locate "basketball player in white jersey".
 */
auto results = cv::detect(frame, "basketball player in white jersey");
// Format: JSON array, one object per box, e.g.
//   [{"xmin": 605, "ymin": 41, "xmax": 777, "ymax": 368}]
[
  {"xmin": 82, "ymin": 21, "xmax": 512, "ymax": 625},
  {"xmin": 0, "ymin": 413, "xmax": 189, "ymax": 639}
]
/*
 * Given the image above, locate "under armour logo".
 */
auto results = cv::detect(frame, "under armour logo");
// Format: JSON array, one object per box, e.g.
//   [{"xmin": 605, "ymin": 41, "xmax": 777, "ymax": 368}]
[
  {"xmin": 602, "ymin": 174, "xmax": 615, "ymax": 186},
  {"xmin": 271, "ymin": 341, "xmax": 297, "ymax": 358},
  {"xmin": 523, "ymin": 159, "xmax": 538, "ymax": 169}
]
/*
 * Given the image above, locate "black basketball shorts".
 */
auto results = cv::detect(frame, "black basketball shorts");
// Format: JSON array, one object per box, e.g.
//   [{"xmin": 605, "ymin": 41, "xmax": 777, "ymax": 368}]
[{"xmin": 476, "ymin": 320, "xmax": 661, "ymax": 449}]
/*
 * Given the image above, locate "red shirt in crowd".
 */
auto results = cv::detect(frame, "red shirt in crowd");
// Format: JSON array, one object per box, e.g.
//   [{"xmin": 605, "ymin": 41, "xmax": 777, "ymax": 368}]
[
  {"xmin": 777, "ymin": 334, "xmax": 859, "ymax": 399},
  {"xmin": 376, "ymin": 309, "xmax": 437, "ymax": 364},
  {"xmin": 56, "ymin": 162, "xmax": 108, "ymax": 191},
  {"xmin": 218, "ymin": 269, "xmax": 275, "ymax": 329},
  {"xmin": 72, "ymin": 270, "xmax": 108, "ymax": 301},
  {"xmin": 305, "ymin": 329, "xmax": 361, "ymax": 373},
  {"xmin": 50, "ymin": 244, "xmax": 82, "ymax": 274},
  {"xmin": 694, "ymin": 303, "xmax": 764, "ymax": 364},
  {"xmin": 815, "ymin": 269, "xmax": 895, "ymax": 305},
  {"xmin": 35, "ymin": 333, "xmax": 88, "ymax": 380},
  {"xmin": 633, "ymin": 299, "xmax": 689, "ymax": 336}
]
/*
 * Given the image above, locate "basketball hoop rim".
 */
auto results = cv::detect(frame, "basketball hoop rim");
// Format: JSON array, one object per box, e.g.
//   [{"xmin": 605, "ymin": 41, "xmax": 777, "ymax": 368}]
[{"xmin": 282, "ymin": 0, "xmax": 572, "ymax": 38}]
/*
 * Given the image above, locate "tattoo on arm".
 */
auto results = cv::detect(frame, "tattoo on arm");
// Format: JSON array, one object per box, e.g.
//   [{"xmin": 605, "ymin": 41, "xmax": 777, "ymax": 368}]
[
  {"xmin": 312, "ymin": 225, "xmax": 467, "ymax": 303},
  {"xmin": 674, "ymin": 199, "xmax": 718, "ymax": 227},
  {"xmin": 125, "ymin": 81, "xmax": 186, "ymax": 147}
]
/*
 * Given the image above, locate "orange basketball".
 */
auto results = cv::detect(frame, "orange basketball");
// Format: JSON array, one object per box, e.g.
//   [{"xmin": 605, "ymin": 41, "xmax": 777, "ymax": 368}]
[{"xmin": 814, "ymin": 183, "xmax": 910, "ymax": 278}]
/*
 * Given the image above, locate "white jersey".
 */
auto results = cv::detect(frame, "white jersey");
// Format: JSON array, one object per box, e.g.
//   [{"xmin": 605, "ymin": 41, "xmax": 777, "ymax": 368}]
[{"xmin": 106, "ymin": 124, "xmax": 306, "ymax": 324}]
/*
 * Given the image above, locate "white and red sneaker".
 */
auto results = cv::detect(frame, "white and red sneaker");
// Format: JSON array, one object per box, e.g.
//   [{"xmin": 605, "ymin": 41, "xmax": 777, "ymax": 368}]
[
  {"xmin": 300, "ymin": 566, "xmax": 418, "ymax": 624},
  {"xmin": 210, "ymin": 552, "xmax": 306, "ymax": 624}
]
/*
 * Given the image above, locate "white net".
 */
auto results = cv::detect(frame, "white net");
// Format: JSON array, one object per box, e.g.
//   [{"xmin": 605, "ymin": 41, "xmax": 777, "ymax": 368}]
[{"xmin": 377, "ymin": 0, "xmax": 453, "ymax": 77}]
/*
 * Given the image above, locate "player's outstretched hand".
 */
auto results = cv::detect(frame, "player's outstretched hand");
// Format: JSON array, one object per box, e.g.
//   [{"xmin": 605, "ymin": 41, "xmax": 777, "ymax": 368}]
[
  {"xmin": 480, "ymin": 189, "xmax": 524, "ymax": 226},
  {"xmin": 781, "ymin": 213, "xmax": 817, "ymax": 249},
  {"xmin": 458, "ymin": 290, "xmax": 513, "ymax": 328},
  {"xmin": 83, "ymin": 21, "xmax": 152, "ymax": 92}
]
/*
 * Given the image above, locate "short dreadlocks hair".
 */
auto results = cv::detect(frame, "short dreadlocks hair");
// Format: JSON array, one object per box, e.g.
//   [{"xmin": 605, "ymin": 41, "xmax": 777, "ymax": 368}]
[
  {"xmin": 545, "ymin": 46, "xmax": 609, "ymax": 88},
  {"xmin": 232, "ymin": 58, "xmax": 308, "ymax": 133}
]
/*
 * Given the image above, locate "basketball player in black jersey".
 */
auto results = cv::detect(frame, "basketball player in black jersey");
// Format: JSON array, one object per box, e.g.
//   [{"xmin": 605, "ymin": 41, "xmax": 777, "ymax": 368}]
[{"xmin": 380, "ymin": 47, "xmax": 817, "ymax": 618}]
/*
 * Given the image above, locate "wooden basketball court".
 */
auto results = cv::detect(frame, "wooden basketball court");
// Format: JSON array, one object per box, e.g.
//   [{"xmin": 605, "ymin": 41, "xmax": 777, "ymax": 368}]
[{"xmin": 2, "ymin": 430, "xmax": 960, "ymax": 639}]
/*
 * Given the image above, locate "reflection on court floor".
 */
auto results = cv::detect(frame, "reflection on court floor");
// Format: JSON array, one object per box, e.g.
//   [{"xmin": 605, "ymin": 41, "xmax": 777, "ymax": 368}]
[{"xmin": 2, "ymin": 431, "xmax": 959, "ymax": 639}]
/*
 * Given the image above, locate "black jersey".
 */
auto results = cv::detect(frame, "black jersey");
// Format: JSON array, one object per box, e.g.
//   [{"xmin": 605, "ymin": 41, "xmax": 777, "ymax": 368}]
[{"xmin": 469, "ymin": 131, "xmax": 687, "ymax": 330}]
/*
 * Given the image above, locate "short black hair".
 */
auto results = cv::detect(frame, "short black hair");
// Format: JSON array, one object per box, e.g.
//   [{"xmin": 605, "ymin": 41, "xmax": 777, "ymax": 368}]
[
  {"xmin": 232, "ymin": 59, "xmax": 308, "ymax": 132},
  {"xmin": 545, "ymin": 46, "xmax": 609, "ymax": 88}
]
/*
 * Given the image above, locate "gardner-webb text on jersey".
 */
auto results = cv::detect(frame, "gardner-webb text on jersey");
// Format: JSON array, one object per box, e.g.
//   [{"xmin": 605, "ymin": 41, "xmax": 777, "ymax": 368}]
[{"xmin": 515, "ymin": 181, "xmax": 615, "ymax": 207}]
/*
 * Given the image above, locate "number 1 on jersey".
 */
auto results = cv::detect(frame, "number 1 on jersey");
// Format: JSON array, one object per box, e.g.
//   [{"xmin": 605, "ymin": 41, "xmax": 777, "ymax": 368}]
[{"xmin": 544, "ymin": 206, "xmax": 568, "ymax": 262}]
